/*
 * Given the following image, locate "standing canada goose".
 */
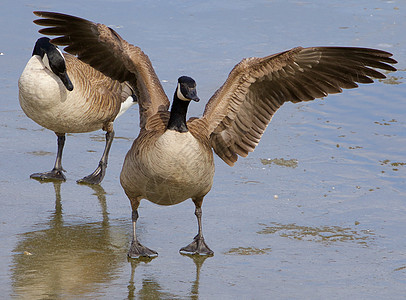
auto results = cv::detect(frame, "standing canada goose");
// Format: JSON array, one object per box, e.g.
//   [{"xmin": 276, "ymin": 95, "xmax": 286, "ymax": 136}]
[
  {"xmin": 19, "ymin": 37, "xmax": 136, "ymax": 184},
  {"xmin": 32, "ymin": 11, "xmax": 397, "ymax": 258}
]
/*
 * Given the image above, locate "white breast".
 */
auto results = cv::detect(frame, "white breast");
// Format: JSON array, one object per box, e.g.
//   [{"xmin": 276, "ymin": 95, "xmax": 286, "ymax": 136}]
[
  {"xmin": 134, "ymin": 130, "xmax": 215, "ymax": 205},
  {"xmin": 156, "ymin": 130, "xmax": 202, "ymax": 163},
  {"xmin": 18, "ymin": 56, "xmax": 67, "ymax": 110},
  {"xmin": 18, "ymin": 56, "xmax": 104, "ymax": 133}
]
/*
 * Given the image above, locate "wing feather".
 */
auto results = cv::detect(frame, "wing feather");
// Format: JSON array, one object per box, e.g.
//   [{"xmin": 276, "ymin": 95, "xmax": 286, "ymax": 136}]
[
  {"xmin": 33, "ymin": 11, "xmax": 170, "ymax": 129},
  {"xmin": 203, "ymin": 46, "xmax": 397, "ymax": 166}
]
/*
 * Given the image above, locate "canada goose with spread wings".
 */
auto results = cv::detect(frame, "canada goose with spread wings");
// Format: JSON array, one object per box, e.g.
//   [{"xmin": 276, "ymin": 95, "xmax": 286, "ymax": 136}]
[{"xmin": 33, "ymin": 11, "xmax": 397, "ymax": 257}]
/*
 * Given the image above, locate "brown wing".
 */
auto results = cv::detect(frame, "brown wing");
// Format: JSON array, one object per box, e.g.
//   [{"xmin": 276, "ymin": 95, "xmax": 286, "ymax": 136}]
[
  {"xmin": 33, "ymin": 11, "xmax": 170, "ymax": 129},
  {"xmin": 202, "ymin": 47, "xmax": 397, "ymax": 166},
  {"xmin": 64, "ymin": 53, "xmax": 131, "ymax": 122}
]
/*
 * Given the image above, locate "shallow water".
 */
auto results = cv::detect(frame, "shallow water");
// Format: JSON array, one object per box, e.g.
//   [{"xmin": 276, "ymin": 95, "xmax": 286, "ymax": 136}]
[{"xmin": 1, "ymin": 0, "xmax": 406, "ymax": 299}]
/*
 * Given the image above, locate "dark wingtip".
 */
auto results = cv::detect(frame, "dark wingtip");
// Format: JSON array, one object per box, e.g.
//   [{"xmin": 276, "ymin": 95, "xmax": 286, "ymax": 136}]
[
  {"xmin": 386, "ymin": 64, "xmax": 397, "ymax": 72},
  {"xmin": 33, "ymin": 11, "xmax": 49, "ymax": 17}
]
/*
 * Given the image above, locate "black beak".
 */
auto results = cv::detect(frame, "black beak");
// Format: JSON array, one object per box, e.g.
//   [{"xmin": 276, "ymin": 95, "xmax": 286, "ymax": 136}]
[
  {"xmin": 189, "ymin": 90, "xmax": 200, "ymax": 102},
  {"xmin": 59, "ymin": 71, "xmax": 74, "ymax": 91}
]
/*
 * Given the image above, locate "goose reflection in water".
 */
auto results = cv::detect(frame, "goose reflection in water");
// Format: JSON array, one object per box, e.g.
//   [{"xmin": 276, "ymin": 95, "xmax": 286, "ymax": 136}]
[
  {"xmin": 11, "ymin": 183, "xmax": 127, "ymax": 299},
  {"xmin": 127, "ymin": 255, "xmax": 209, "ymax": 300},
  {"xmin": 11, "ymin": 182, "xmax": 209, "ymax": 299}
]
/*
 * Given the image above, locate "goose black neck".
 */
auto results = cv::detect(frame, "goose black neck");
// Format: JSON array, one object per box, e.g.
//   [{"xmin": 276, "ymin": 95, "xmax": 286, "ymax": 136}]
[{"xmin": 167, "ymin": 94, "xmax": 190, "ymax": 132}]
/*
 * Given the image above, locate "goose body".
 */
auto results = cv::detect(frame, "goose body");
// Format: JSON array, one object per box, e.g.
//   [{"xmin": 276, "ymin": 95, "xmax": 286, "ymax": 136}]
[
  {"xmin": 32, "ymin": 11, "xmax": 397, "ymax": 258},
  {"xmin": 121, "ymin": 127, "xmax": 214, "ymax": 206},
  {"xmin": 19, "ymin": 37, "xmax": 136, "ymax": 184}
]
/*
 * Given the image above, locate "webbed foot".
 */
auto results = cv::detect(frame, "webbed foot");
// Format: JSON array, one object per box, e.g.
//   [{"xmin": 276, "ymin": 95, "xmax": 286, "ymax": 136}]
[
  {"xmin": 180, "ymin": 234, "xmax": 214, "ymax": 256},
  {"xmin": 77, "ymin": 162, "xmax": 106, "ymax": 185},
  {"xmin": 128, "ymin": 239, "xmax": 158, "ymax": 259},
  {"xmin": 30, "ymin": 169, "xmax": 66, "ymax": 182}
]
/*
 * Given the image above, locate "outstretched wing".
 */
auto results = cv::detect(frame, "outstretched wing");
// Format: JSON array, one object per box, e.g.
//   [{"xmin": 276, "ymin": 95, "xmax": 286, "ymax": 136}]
[
  {"xmin": 202, "ymin": 47, "xmax": 397, "ymax": 166},
  {"xmin": 33, "ymin": 11, "xmax": 170, "ymax": 128}
]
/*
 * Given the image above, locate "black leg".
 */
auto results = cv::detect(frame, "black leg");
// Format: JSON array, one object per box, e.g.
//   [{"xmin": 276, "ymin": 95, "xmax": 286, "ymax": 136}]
[
  {"xmin": 77, "ymin": 130, "xmax": 114, "ymax": 185},
  {"xmin": 128, "ymin": 199, "xmax": 158, "ymax": 258},
  {"xmin": 30, "ymin": 133, "xmax": 66, "ymax": 182},
  {"xmin": 180, "ymin": 197, "xmax": 213, "ymax": 256}
]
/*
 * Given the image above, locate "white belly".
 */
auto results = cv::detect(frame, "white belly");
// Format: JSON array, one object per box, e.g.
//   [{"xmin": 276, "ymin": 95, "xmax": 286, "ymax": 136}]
[
  {"xmin": 18, "ymin": 56, "xmax": 104, "ymax": 133},
  {"xmin": 122, "ymin": 130, "xmax": 215, "ymax": 206}
]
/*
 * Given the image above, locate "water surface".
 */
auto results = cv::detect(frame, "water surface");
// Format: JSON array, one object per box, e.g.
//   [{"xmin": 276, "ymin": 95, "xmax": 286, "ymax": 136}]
[{"xmin": 1, "ymin": 0, "xmax": 406, "ymax": 299}]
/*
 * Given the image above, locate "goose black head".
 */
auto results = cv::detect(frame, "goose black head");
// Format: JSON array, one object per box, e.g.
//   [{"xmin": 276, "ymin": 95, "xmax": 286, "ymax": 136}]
[
  {"xmin": 167, "ymin": 76, "xmax": 200, "ymax": 132},
  {"xmin": 176, "ymin": 76, "xmax": 200, "ymax": 102},
  {"xmin": 33, "ymin": 37, "xmax": 74, "ymax": 91}
]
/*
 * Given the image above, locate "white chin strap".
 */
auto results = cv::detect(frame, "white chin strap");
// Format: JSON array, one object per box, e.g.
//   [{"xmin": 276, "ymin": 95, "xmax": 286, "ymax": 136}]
[
  {"xmin": 42, "ymin": 53, "xmax": 51, "ymax": 71},
  {"xmin": 177, "ymin": 83, "xmax": 190, "ymax": 101}
]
